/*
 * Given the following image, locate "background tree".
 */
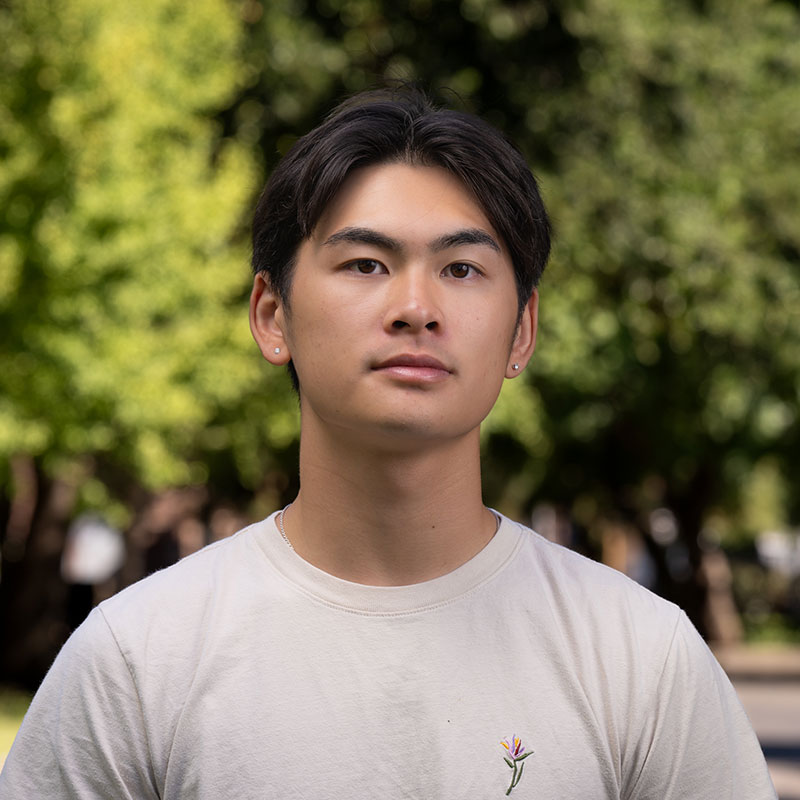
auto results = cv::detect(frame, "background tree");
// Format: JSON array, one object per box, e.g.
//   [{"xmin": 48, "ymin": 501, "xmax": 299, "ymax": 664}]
[{"xmin": 0, "ymin": 0, "xmax": 266, "ymax": 684}]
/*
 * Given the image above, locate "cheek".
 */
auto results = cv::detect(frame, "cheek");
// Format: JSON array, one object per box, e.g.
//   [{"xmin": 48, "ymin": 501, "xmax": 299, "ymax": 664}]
[
  {"xmin": 470, "ymin": 309, "xmax": 517, "ymax": 361},
  {"xmin": 287, "ymin": 302, "xmax": 370, "ymax": 380}
]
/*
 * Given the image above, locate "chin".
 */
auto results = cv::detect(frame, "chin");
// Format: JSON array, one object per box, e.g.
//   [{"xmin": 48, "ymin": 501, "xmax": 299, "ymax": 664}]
[{"xmin": 355, "ymin": 414, "xmax": 482, "ymax": 450}]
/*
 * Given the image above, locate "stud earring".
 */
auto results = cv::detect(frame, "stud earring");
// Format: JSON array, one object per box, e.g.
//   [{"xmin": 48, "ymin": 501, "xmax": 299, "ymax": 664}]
[
  {"xmin": 512, "ymin": 363, "xmax": 520, "ymax": 371},
  {"xmin": 274, "ymin": 347, "xmax": 281, "ymax": 355}
]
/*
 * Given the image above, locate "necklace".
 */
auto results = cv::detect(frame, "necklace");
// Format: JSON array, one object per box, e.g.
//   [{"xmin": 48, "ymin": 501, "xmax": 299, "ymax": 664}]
[{"xmin": 276, "ymin": 505, "xmax": 294, "ymax": 551}]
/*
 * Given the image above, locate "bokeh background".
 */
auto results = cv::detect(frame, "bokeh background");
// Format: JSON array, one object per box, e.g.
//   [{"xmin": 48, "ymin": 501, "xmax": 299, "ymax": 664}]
[{"xmin": 1, "ymin": 0, "xmax": 799, "ymax": 787}]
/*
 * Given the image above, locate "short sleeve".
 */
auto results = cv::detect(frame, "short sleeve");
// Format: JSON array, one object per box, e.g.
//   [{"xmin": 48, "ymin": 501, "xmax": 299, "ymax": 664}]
[
  {"xmin": 624, "ymin": 611, "xmax": 776, "ymax": 800},
  {"xmin": 0, "ymin": 607, "xmax": 159, "ymax": 799}
]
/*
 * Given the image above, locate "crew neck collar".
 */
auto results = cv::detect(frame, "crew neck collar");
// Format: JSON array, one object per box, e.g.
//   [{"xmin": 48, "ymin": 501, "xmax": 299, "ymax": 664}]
[{"xmin": 252, "ymin": 511, "xmax": 524, "ymax": 615}]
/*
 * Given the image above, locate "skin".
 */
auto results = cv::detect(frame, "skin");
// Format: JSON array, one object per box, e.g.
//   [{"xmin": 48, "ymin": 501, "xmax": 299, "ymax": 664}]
[{"xmin": 250, "ymin": 163, "xmax": 538, "ymax": 585}]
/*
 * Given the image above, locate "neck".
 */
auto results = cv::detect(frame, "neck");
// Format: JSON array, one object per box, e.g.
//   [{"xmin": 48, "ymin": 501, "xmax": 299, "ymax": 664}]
[{"xmin": 281, "ymin": 419, "xmax": 496, "ymax": 585}]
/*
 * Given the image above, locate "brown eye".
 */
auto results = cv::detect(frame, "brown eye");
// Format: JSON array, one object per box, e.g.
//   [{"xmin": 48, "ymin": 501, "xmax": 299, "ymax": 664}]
[
  {"xmin": 348, "ymin": 259, "xmax": 384, "ymax": 274},
  {"xmin": 448, "ymin": 263, "xmax": 473, "ymax": 279}
]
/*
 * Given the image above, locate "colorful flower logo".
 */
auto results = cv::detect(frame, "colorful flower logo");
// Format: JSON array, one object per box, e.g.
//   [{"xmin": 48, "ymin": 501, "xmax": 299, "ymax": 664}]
[{"xmin": 500, "ymin": 735, "xmax": 532, "ymax": 795}]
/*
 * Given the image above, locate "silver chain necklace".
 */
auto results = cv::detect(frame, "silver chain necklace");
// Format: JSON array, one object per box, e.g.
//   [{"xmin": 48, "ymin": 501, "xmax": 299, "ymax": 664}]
[{"xmin": 276, "ymin": 505, "xmax": 294, "ymax": 551}]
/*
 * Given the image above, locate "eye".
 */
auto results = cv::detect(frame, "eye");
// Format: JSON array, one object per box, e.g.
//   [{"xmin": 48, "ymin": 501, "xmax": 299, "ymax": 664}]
[
  {"xmin": 444, "ymin": 262, "xmax": 477, "ymax": 279},
  {"xmin": 346, "ymin": 258, "xmax": 386, "ymax": 275}
]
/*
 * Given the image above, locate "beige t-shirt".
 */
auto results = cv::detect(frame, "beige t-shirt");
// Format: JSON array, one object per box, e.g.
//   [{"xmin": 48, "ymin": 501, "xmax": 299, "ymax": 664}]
[{"xmin": 1, "ymin": 513, "xmax": 776, "ymax": 799}]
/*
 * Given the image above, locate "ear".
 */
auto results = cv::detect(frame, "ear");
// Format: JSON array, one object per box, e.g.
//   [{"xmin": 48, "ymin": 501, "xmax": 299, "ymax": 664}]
[
  {"xmin": 505, "ymin": 289, "xmax": 538, "ymax": 379},
  {"xmin": 249, "ymin": 273, "xmax": 291, "ymax": 365}
]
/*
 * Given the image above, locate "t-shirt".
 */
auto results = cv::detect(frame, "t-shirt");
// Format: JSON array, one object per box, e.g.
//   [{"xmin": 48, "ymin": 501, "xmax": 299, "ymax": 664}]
[{"xmin": 0, "ymin": 512, "xmax": 776, "ymax": 799}]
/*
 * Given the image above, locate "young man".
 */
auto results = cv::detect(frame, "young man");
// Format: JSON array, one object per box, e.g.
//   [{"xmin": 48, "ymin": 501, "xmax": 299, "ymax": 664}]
[{"xmin": 1, "ymin": 89, "xmax": 775, "ymax": 798}]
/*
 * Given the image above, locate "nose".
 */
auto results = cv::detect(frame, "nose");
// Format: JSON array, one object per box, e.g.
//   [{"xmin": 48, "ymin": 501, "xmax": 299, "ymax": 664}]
[{"xmin": 382, "ymin": 270, "xmax": 442, "ymax": 333}]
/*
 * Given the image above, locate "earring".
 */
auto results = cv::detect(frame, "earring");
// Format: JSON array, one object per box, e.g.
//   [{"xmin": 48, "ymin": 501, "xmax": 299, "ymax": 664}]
[
  {"xmin": 512, "ymin": 363, "xmax": 520, "ymax": 371},
  {"xmin": 274, "ymin": 347, "xmax": 281, "ymax": 355}
]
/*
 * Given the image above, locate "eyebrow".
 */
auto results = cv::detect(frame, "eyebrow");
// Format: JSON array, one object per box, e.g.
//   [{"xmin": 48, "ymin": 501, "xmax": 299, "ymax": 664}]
[
  {"xmin": 322, "ymin": 227, "xmax": 404, "ymax": 252},
  {"xmin": 321, "ymin": 226, "xmax": 501, "ymax": 255},
  {"xmin": 429, "ymin": 229, "xmax": 501, "ymax": 254}
]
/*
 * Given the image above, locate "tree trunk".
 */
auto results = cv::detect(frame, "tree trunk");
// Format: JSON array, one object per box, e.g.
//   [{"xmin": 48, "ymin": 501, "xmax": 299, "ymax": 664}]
[{"xmin": 0, "ymin": 458, "xmax": 80, "ymax": 689}]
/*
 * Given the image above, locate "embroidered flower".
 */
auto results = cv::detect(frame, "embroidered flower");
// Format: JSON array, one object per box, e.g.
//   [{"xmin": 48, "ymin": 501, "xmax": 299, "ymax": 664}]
[
  {"xmin": 500, "ymin": 735, "xmax": 532, "ymax": 795},
  {"xmin": 501, "ymin": 736, "xmax": 525, "ymax": 759}
]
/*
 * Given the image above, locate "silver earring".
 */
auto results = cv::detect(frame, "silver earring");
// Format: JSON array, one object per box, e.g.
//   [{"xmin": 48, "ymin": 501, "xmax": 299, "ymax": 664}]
[
  {"xmin": 512, "ymin": 363, "xmax": 519, "ymax": 371},
  {"xmin": 274, "ymin": 347, "xmax": 281, "ymax": 355}
]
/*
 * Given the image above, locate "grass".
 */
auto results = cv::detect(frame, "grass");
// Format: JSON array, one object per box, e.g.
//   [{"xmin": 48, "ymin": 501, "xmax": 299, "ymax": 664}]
[{"xmin": 0, "ymin": 687, "xmax": 32, "ymax": 765}]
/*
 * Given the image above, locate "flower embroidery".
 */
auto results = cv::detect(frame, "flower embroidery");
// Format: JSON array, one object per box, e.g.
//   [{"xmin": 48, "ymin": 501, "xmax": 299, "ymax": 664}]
[{"xmin": 500, "ymin": 735, "xmax": 532, "ymax": 795}]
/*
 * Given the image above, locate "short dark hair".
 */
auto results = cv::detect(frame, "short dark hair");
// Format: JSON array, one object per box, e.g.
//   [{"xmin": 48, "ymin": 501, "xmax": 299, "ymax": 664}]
[{"xmin": 252, "ymin": 86, "xmax": 551, "ymax": 389}]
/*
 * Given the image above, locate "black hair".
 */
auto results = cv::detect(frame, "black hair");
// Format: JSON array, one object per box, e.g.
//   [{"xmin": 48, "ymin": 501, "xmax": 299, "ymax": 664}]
[{"xmin": 252, "ymin": 86, "xmax": 551, "ymax": 390}]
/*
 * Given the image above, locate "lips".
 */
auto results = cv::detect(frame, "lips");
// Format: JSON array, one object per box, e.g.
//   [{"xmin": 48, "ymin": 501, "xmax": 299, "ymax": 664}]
[
  {"xmin": 375, "ymin": 354, "xmax": 450, "ymax": 371},
  {"xmin": 372, "ymin": 353, "xmax": 452, "ymax": 382}
]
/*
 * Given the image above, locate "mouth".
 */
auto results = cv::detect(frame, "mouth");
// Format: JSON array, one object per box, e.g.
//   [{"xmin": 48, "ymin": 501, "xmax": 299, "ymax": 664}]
[{"xmin": 372, "ymin": 354, "xmax": 452, "ymax": 383}]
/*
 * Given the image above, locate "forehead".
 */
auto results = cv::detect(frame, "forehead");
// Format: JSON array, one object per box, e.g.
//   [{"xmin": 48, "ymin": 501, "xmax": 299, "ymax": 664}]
[{"xmin": 310, "ymin": 162, "xmax": 502, "ymax": 249}]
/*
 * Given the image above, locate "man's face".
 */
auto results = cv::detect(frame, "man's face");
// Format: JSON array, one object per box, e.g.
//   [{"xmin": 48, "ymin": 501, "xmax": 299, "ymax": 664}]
[{"xmin": 256, "ymin": 162, "xmax": 536, "ymax": 449}]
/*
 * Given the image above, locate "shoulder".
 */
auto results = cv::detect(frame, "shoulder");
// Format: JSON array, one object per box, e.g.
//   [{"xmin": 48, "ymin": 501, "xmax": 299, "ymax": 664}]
[
  {"xmin": 100, "ymin": 518, "xmax": 269, "ymax": 623},
  {"xmin": 88, "ymin": 516, "xmax": 282, "ymax": 681},
  {"xmin": 511, "ymin": 519, "xmax": 680, "ymax": 623},
  {"xmin": 503, "ymin": 518, "xmax": 686, "ymax": 679},
  {"xmin": 503, "ymin": 521, "xmax": 775, "ymax": 796}
]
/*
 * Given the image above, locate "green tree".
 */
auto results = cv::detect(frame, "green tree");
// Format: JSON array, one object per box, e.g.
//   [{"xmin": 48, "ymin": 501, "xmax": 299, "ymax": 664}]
[{"xmin": 0, "ymin": 0, "xmax": 269, "ymax": 684}]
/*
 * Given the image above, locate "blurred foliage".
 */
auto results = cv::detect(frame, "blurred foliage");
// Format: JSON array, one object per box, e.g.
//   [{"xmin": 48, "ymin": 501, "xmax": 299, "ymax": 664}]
[
  {"xmin": 0, "ymin": 687, "xmax": 31, "ymax": 757},
  {"xmin": 733, "ymin": 558, "xmax": 800, "ymax": 644},
  {"xmin": 0, "ymin": 0, "xmax": 300, "ymax": 522},
  {"xmin": 1, "ymin": 0, "xmax": 799, "ymax": 601},
  {"xmin": 741, "ymin": 458, "xmax": 789, "ymax": 541},
  {"xmin": 524, "ymin": 0, "xmax": 800, "ymax": 547}
]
